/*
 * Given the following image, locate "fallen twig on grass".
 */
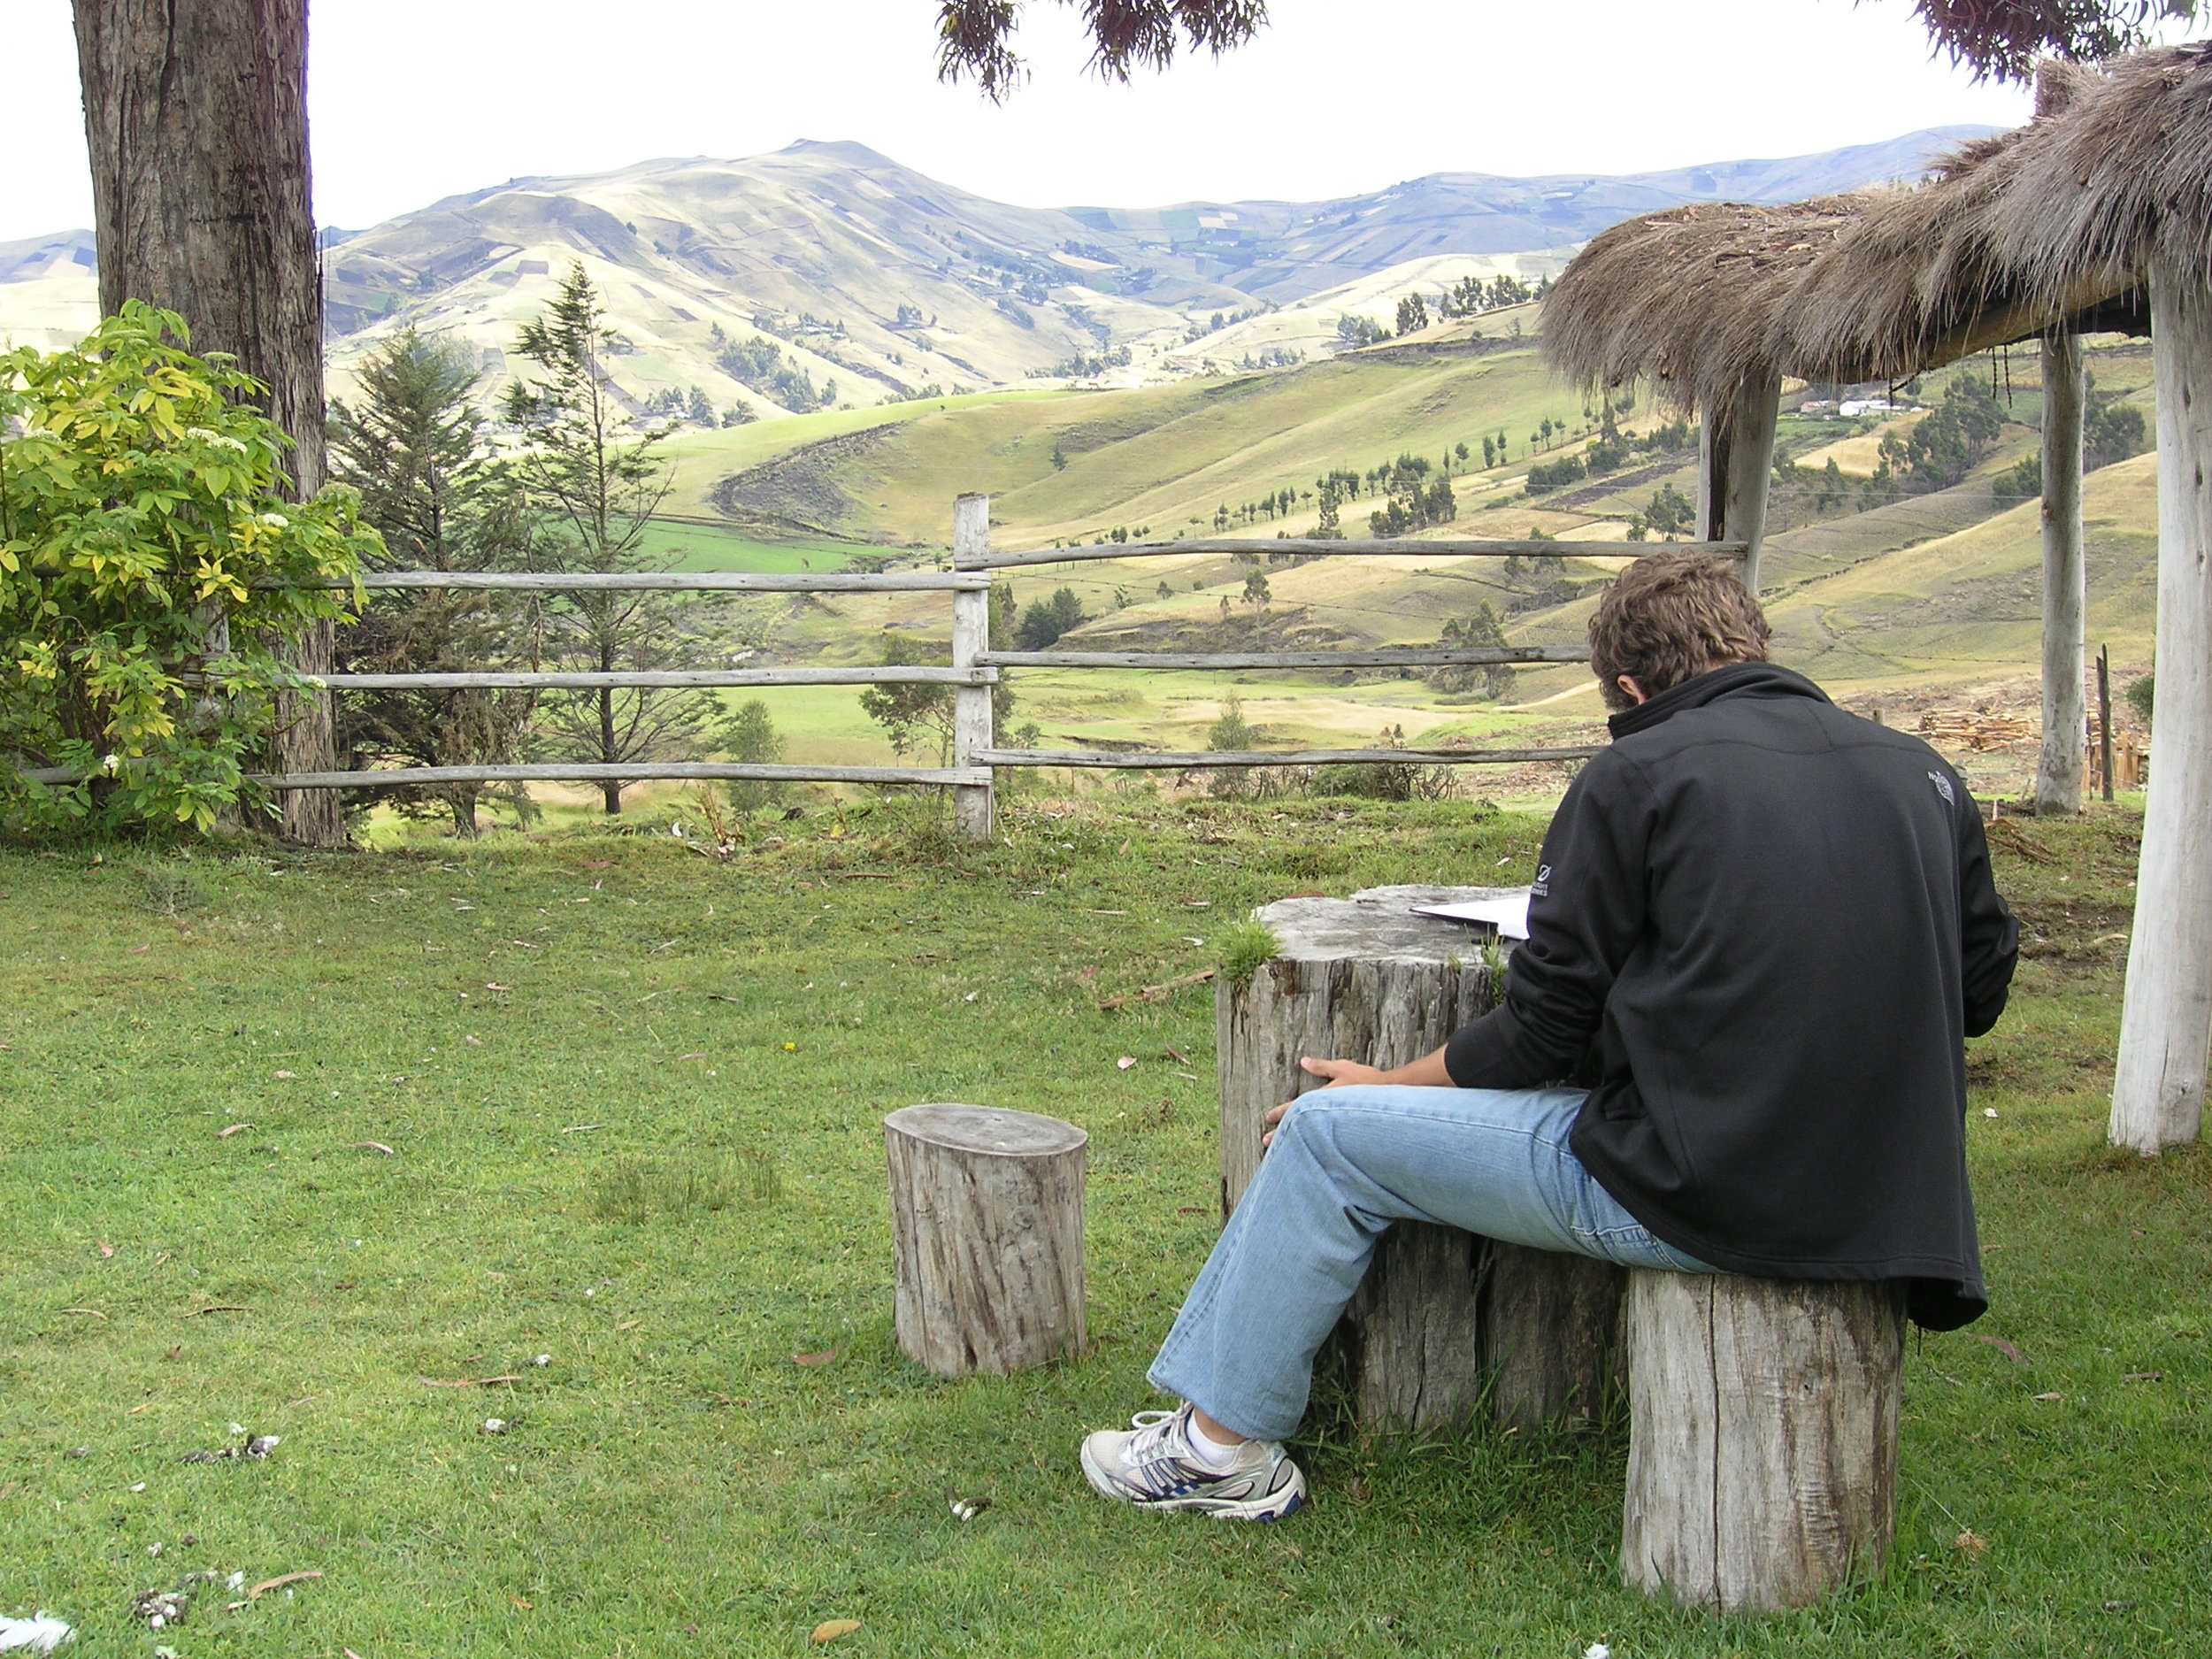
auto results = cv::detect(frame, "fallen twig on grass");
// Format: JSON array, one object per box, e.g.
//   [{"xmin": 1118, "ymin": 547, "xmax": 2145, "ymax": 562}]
[
  {"xmin": 1975, "ymin": 1333, "xmax": 2029, "ymax": 1365},
  {"xmin": 1098, "ymin": 969, "xmax": 1215, "ymax": 1011},
  {"xmin": 418, "ymin": 1375, "xmax": 522, "ymax": 1389},
  {"xmin": 184, "ymin": 1306, "xmax": 247, "ymax": 1318},
  {"xmin": 351, "ymin": 1141, "xmax": 396, "ymax": 1156},
  {"xmin": 248, "ymin": 1572, "xmax": 319, "ymax": 1601},
  {"xmin": 1985, "ymin": 819, "xmax": 2056, "ymax": 864}
]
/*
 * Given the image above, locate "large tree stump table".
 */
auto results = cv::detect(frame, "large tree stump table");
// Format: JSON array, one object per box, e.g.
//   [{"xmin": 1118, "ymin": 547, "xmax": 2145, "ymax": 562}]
[
  {"xmin": 1217, "ymin": 886, "xmax": 1626, "ymax": 1433},
  {"xmin": 1622, "ymin": 1271, "xmax": 1907, "ymax": 1612},
  {"xmin": 884, "ymin": 1104, "xmax": 1087, "ymax": 1377}
]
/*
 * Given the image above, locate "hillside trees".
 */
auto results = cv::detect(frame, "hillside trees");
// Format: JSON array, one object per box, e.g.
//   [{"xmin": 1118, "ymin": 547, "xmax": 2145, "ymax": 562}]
[
  {"xmin": 1368, "ymin": 455, "xmax": 1457, "ymax": 536},
  {"xmin": 715, "ymin": 335, "xmax": 836, "ymax": 413},
  {"xmin": 1432, "ymin": 603, "xmax": 1515, "ymax": 698},
  {"xmin": 1016, "ymin": 587, "xmax": 1087, "ymax": 649},
  {"xmin": 1395, "ymin": 293, "xmax": 1430, "ymax": 334},
  {"xmin": 503, "ymin": 265, "xmax": 715, "ymax": 815},
  {"xmin": 328, "ymin": 328, "xmax": 544, "ymax": 834}
]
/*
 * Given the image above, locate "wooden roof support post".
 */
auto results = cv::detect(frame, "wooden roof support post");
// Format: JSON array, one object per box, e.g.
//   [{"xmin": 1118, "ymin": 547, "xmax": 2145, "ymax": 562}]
[
  {"xmin": 1696, "ymin": 368, "xmax": 1781, "ymax": 594},
  {"xmin": 2111, "ymin": 257, "xmax": 2212, "ymax": 1154},
  {"xmin": 950, "ymin": 494, "xmax": 997, "ymax": 842},
  {"xmin": 2035, "ymin": 327, "xmax": 2088, "ymax": 815}
]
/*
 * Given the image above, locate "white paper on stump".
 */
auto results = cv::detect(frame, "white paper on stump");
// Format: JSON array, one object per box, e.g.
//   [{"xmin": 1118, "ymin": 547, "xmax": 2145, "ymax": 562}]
[{"xmin": 1409, "ymin": 891, "xmax": 1532, "ymax": 940}]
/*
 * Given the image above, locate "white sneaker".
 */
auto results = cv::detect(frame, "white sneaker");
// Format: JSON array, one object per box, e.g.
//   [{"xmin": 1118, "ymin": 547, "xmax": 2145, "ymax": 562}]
[{"xmin": 1079, "ymin": 1402, "xmax": 1306, "ymax": 1520}]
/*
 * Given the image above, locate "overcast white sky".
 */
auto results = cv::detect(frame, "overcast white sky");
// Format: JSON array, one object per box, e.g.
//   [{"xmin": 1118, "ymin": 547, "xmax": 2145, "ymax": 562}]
[{"xmin": 4, "ymin": 0, "xmax": 2076, "ymax": 242}]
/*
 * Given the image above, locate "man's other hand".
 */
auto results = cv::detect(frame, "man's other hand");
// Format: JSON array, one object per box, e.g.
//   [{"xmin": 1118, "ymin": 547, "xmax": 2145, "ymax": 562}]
[{"xmin": 1262, "ymin": 1056, "xmax": 1387, "ymax": 1147}]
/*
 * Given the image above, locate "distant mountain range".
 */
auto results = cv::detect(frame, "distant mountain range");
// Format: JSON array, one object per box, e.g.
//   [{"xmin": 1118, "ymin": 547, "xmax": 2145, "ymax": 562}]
[{"xmin": 0, "ymin": 127, "xmax": 1994, "ymax": 416}]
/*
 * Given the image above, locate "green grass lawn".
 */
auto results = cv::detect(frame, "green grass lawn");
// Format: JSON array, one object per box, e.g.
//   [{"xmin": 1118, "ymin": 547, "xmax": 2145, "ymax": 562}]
[
  {"xmin": 629, "ymin": 519, "xmax": 872, "ymax": 575},
  {"xmin": 1, "ymin": 798, "xmax": 2204, "ymax": 1655}
]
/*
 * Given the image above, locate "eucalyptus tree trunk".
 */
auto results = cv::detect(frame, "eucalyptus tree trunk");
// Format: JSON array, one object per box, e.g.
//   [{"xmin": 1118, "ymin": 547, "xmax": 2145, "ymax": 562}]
[
  {"xmin": 73, "ymin": 0, "xmax": 342, "ymax": 848},
  {"xmin": 2034, "ymin": 328, "xmax": 2087, "ymax": 816},
  {"xmin": 2110, "ymin": 257, "xmax": 2212, "ymax": 1153}
]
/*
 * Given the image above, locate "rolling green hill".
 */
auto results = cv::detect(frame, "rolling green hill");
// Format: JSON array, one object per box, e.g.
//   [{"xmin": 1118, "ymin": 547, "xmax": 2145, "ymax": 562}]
[{"xmin": 651, "ymin": 327, "xmax": 2160, "ymax": 801}]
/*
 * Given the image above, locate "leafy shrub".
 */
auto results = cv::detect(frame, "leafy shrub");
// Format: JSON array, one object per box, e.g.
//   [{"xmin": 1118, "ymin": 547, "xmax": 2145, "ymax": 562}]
[
  {"xmin": 718, "ymin": 698, "xmax": 787, "ymax": 811},
  {"xmin": 2127, "ymin": 673, "xmax": 2154, "ymax": 728},
  {"xmin": 0, "ymin": 303, "xmax": 373, "ymax": 832}
]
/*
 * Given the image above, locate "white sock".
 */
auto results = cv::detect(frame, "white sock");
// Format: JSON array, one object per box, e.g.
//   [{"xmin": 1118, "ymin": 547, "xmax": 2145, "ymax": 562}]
[{"xmin": 1184, "ymin": 1410, "xmax": 1248, "ymax": 1470}]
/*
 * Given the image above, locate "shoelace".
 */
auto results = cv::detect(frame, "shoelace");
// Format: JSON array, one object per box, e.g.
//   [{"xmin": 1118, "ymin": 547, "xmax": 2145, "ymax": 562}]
[{"xmin": 1117, "ymin": 1407, "xmax": 1236, "ymax": 1497}]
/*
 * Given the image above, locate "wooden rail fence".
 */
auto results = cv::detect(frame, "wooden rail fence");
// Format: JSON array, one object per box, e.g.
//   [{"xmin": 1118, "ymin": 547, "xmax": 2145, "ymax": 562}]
[{"xmin": 15, "ymin": 499, "xmax": 1747, "ymax": 838}]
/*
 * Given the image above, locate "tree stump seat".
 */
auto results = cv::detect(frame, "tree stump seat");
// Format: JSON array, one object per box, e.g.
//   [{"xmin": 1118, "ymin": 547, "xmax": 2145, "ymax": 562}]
[
  {"xmin": 1217, "ymin": 887, "xmax": 1625, "ymax": 1433},
  {"xmin": 884, "ymin": 1103, "xmax": 1087, "ymax": 1377},
  {"xmin": 1623, "ymin": 1271, "xmax": 1906, "ymax": 1612},
  {"xmin": 1219, "ymin": 889, "xmax": 1906, "ymax": 1614}
]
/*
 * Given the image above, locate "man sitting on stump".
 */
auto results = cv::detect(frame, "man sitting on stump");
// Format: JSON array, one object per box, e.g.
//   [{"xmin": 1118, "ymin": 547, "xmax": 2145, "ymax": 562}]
[{"xmin": 1080, "ymin": 550, "xmax": 2019, "ymax": 1520}]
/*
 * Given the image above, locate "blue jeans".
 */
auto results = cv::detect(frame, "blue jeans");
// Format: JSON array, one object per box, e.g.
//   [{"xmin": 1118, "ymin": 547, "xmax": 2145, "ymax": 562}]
[{"xmin": 1148, "ymin": 1085, "xmax": 1715, "ymax": 1441}]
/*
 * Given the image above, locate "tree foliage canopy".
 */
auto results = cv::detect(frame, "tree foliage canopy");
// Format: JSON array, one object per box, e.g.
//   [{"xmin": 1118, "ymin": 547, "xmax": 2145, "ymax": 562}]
[
  {"xmin": 935, "ymin": 0, "xmax": 2193, "ymax": 95},
  {"xmin": 1909, "ymin": 0, "xmax": 2196, "ymax": 81},
  {"xmin": 937, "ymin": 0, "xmax": 1269, "ymax": 99}
]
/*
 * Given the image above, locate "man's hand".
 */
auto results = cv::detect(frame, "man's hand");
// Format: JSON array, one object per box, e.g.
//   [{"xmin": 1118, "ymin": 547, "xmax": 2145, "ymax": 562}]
[{"xmin": 1262, "ymin": 1056, "xmax": 1389, "ymax": 1147}]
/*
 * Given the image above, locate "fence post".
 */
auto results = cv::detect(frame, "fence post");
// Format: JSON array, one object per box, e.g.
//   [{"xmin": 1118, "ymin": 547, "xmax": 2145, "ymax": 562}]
[{"xmin": 950, "ymin": 494, "xmax": 996, "ymax": 841}]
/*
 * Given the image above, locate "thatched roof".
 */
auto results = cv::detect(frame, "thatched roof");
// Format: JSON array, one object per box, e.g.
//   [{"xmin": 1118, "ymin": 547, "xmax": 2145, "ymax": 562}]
[
  {"xmin": 1776, "ymin": 50, "xmax": 2183, "ymax": 382},
  {"xmin": 1547, "ymin": 44, "xmax": 2200, "ymax": 407},
  {"xmin": 1541, "ymin": 198, "xmax": 1864, "ymax": 413}
]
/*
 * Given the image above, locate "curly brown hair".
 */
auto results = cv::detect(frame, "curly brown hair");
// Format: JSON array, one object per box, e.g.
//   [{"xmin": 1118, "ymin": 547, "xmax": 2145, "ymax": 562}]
[{"xmin": 1587, "ymin": 553, "xmax": 1770, "ymax": 710}]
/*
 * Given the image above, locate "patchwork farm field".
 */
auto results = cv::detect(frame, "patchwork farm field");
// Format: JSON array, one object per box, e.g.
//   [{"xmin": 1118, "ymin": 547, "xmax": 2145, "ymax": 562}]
[{"xmin": 1, "ymin": 800, "xmax": 2205, "ymax": 1656}]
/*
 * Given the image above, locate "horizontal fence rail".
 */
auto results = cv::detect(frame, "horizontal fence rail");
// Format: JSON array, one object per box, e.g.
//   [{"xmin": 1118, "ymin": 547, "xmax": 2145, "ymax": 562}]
[
  {"xmin": 163, "ymin": 496, "xmax": 1707, "ymax": 834},
  {"xmin": 302, "ymin": 571, "xmax": 993, "ymax": 594},
  {"xmin": 17, "ymin": 763, "xmax": 987, "ymax": 789},
  {"xmin": 976, "ymin": 645, "xmax": 1590, "ymax": 672},
  {"xmin": 956, "ymin": 536, "xmax": 1749, "ymax": 571},
  {"xmin": 972, "ymin": 746, "xmax": 1602, "ymax": 770},
  {"xmin": 314, "ymin": 667, "xmax": 996, "ymax": 690}
]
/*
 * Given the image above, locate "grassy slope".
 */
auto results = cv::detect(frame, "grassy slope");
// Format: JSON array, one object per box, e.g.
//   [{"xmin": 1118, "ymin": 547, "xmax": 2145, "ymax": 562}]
[
  {"xmin": 0, "ymin": 803, "xmax": 2204, "ymax": 1656},
  {"xmin": 624, "ymin": 341, "xmax": 2161, "ymax": 776}
]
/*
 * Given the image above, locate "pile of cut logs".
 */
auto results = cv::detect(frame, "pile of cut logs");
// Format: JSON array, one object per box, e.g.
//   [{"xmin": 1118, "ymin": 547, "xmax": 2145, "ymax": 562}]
[{"xmin": 1917, "ymin": 709, "xmax": 2035, "ymax": 750}]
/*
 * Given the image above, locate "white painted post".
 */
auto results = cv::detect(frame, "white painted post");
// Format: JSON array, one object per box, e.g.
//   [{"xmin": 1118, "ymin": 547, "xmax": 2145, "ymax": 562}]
[
  {"xmin": 950, "ymin": 494, "xmax": 996, "ymax": 842},
  {"xmin": 1696, "ymin": 369, "xmax": 1781, "ymax": 593},
  {"xmin": 2111, "ymin": 258, "xmax": 2212, "ymax": 1153},
  {"xmin": 2035, "ymin": 328, "xmax": 2087, "ymax": 816}
]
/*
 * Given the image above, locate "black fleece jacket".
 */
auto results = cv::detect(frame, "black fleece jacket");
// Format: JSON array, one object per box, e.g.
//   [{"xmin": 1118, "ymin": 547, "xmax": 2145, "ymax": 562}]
[{"xmin": 1444, "ymin": 662, "xmax": 2018, "ymax": 1329}]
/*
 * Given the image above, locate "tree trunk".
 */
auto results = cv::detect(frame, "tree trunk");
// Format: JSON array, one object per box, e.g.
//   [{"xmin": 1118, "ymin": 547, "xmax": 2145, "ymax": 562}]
[
  {"xmin": 1621, "ymin": 1271, "xmax": 1905, "ymax": 1614},
  {"xmin": 74, "ymin": 0, "xmax": 342, "ymax": 847},
  {"xmin": 883, "ymin": 1103, "xmax": 1087, "ymax": 1377},
  {"xmin": 2111, "ymin": 257, "xmax": 2212, "ymax": 1153},
  {"xmin": 1217, "ymin": 886, "xmax": 1624, "ymax": 1432},
  {"xmin": 2035, "ymin": 328, "xmax": 2087, "ymax": 816},
  {"xmin": 598, "ymin": 682, "xmax": 621, "ymax": 815}
]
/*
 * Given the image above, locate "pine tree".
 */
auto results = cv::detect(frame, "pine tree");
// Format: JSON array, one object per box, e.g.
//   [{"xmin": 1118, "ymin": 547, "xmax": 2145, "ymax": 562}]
[
  {"xmin": 328, "ymin": 328, "xmax": 542, "ymax": 834},
  {"xmin": 503, "ymin": 265, "xmax": 714, "ymax": 814}
]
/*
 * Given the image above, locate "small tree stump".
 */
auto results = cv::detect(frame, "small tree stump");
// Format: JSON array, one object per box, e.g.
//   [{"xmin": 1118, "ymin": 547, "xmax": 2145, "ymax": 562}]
[
  {"xmin": 1622, "ymin": 1271, "xmax": 1906, "ymax": 1613},
  {"xmin": 884, "ymin": 1104, "xmax": 1087, "ymax": 1378},
  {"xmin": 1217, "ymin": 886, "xmax": 1624, "ymax": 1432}
]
